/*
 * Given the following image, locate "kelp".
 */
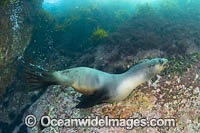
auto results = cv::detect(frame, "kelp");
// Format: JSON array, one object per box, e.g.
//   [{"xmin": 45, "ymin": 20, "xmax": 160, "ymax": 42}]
[{"xmin": 89, "ymin": 28, "xmax": 109, "ymax": 46}]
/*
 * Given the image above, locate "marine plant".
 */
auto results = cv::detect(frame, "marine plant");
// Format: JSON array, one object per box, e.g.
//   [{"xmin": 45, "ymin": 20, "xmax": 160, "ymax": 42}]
[
  {"xmin": 35, "ymin": 9, "xmax": 55, "ymax": 28},
  {"xmin": 31, "ymin": 0, "xmax": 42, "ymax": 5},
  {"xmin": 0, "ymin": 47, "xmax": 3, "ymax": 60},
  {"xmin": 134, "ymin": 3, "xmax": 156, "ymax": 17},
  {"xmin": 54, "ymin": 16, "xmax": 81, "ymax": 32},
  {"xmin": 1, "ymin": 0, "xmax": 19, "ymax": 7},
  {"xmin": 89, "ymin": 28, "xmax": 109, "ymax": 46},
  {"xmin": 28, "ymin": 0, "xmax": 135, "ymax": 54},
  {"xmin": 114, "ymin": 10, "xmax": 131, "ymax": 24},
  {"xmin": 159, "ymin": 0, "xmax": 180, "ymax": 15}
]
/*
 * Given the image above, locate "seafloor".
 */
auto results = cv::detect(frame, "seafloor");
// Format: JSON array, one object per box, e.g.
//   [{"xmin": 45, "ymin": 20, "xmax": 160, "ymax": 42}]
[
  {"xmin": 23, "ymin": 54, "xmax": 200, "ymax": 133},
  {"xmin": 0, "ymin": 1, "xmax": 200, "ymax": 132}
]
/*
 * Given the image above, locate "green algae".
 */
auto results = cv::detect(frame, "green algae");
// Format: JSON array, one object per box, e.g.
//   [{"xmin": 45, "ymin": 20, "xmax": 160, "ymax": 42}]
[
  {"xmin": 89, "ymin": 28, "xmax": 109, "ymax": 46},
  {"xmin": 114, "ymin": 10, "xmax": 131, "ymax": 24}
]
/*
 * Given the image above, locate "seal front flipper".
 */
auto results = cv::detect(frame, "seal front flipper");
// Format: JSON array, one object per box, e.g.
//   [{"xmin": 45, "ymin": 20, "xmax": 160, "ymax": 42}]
[{"xmin": 75, "ymin": 89, "xmax": 109, "ymax": 108}]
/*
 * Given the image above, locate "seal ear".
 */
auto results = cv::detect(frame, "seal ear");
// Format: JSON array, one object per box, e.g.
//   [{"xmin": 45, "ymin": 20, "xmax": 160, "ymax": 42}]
[{"xmin": 75, "ymin": 89, "xmax": 109, "ymax": 108}]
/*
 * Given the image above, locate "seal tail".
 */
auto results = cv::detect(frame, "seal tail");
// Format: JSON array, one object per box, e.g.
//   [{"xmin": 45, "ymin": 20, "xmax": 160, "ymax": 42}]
[{"xmin": 24, "ymin": 64, "xmax": 58, "ymax": 91}]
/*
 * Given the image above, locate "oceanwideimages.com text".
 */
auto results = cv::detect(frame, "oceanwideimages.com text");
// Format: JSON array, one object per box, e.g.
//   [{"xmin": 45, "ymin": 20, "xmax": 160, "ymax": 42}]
[{"xmin": 25, "ymin": 115, "xmax": 176, "ymax": 129}]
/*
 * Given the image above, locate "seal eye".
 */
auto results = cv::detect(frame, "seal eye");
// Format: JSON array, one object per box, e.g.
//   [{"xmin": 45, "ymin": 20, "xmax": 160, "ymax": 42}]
[
  {"xmin": 159, "ymin": 59, "xmax": 164, "ymax": 65},
  {"xmin": 158, "ymin": 59, "xmax": 168, "ymax": 67}
]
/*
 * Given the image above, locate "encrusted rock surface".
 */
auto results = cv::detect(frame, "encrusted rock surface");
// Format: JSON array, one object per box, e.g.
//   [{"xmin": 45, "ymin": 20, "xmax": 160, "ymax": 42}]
[
  {"xmin": 25, "ymin": 54, "xmax": 200, "ymax": 133},
  {"xmin": 0, "ymin": 0, "xmax": 34, "ymax": 99},
  {"xmin": 1, "ymin": 6, "xmax": 200, "ymax": 133}
]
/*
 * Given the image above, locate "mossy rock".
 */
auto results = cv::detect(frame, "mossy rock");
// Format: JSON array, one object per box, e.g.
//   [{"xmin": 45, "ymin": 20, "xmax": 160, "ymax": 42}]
[
  {"xmin": 159, "ymin": 0, "xmax": 180, "ymax": 14},
  {"xmin": 1, "ymin": 0, "xmax": 19, "ymax": 7}
]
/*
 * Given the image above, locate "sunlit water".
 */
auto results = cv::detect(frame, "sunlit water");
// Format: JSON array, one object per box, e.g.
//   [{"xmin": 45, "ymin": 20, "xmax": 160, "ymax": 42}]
[{"xmin": 42, "ymin": 0, "xmax": 160, "ymax": 13}]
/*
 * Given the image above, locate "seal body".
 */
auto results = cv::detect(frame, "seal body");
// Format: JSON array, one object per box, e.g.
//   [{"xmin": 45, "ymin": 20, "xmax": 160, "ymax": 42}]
[
  {"xmin": 52, "ymin": 67, "xmax": 116, "ymax": 95},
  {"xmin": 25, "ymin": 58, "xmax": 168, "ymax": 108}
]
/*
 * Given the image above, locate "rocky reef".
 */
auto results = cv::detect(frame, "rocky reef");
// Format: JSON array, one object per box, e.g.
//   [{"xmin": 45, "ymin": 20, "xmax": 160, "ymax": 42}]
[
  {"xmin": 21, "ymin": 12, "xmax": 200, "ymax": 132},
  {"xmin": 74, "ymin": 15, "xmax": 200, "ymax": 73},
  {"xmin": 0, "ymin": 0, "xmax": 200, "ymax": 132},
  {"xmin": 24, "ymin": 53, "xmax": 200, "ymax": 133},
  {"xmin": 0, "ymin": 0, "xmax": 36, "ymax": 99}
]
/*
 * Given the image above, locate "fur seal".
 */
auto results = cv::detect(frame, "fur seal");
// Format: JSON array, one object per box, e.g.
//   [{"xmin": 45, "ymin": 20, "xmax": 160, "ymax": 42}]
[{"xmin": 25, "ymin": 58, "xmax": 168, "ymax": 108}]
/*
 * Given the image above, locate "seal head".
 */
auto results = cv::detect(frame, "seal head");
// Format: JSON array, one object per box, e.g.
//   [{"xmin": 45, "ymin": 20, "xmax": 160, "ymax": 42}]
[{"xmin": 106, "ymin": 58, "xmax": 168, "ymax": 103}]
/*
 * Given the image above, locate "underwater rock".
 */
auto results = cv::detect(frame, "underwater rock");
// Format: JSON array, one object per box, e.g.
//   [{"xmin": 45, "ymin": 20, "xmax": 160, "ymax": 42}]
[
  {"xmin": 24, "ymin": 54, "xmax": 200, "ymax": 133},
  {"xmin": 0, "ymin": 0, "xmax": 35, "ymax": 99},
  {"xmin": 1, "ymin": 2, "xmax": 200, "ymax": 132},
  {"xmin": 70, "ymin": 16, "xmax": 200, "ymax": 74}
]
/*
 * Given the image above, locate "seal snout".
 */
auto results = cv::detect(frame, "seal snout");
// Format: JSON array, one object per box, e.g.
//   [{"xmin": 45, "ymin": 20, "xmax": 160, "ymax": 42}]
[
  {"xmin": 160, "ymin": 58, "xmax": 168, "ymax": 66},
  {"xmin": 157, "ymin": 58, "xmax": 168, "ymax": 71}
]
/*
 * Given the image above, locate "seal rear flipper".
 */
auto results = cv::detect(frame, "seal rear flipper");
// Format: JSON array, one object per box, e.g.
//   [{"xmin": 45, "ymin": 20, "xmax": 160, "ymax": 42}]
[
  {"xmin": 24, "ymin": 63, "xmax": 58, "ymax": 91},
  {"xmin": 75, "ymin": 89, "xmax": 109, "ymax": 108}
]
